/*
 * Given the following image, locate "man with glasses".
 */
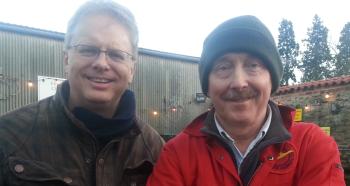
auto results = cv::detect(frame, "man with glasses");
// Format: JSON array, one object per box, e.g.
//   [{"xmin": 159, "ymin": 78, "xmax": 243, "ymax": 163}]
[{"xmin": 0, "ymin": 1, "xmax": 164, "ymax": 185}]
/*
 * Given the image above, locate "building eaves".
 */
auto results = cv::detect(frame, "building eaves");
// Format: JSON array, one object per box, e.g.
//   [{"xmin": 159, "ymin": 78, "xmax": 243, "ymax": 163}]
[
  {"xmin": 139, "ymin": 48, "xmax": 199, "ymax": 63},
  {"xmin": 276, "ymin": 75, "xmax": 350, "ymax": 95},
  {"xmin": 0, "ymin": 21, "xmax": 65, "ymax": 40}
]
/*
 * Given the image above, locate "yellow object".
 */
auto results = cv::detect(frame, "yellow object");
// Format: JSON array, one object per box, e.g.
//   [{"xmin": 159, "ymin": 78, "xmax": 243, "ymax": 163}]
[
  {"xmin": 294, "ymin": 109, "xmax": 302, "ymax": 122},
  {"xmin": 277, "ymin": 150, "xmax": 294, "ymax": 160},
  {"xmin": 320, "ymin": 127, "xmax": 331, "ymax": 136}
]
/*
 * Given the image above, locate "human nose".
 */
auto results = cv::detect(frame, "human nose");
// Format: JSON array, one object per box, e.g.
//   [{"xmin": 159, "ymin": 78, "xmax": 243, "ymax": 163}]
[
  {"xmin": 228, "ymin": 66, "xmax": 248, "ymax": 89},
  {"xmin": 92, "ymin": 50, "xmax": 110, "ymax": 70}
]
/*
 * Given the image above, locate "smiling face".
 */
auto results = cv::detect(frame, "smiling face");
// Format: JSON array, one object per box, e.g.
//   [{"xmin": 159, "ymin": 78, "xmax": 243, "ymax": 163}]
[
  {"xmin": 208, "ymin": 52, "xmax": 271, "ymax": 127},
  {"xmin": 64, "ymin": 13, "xmax": 135, "ymax": 117}
]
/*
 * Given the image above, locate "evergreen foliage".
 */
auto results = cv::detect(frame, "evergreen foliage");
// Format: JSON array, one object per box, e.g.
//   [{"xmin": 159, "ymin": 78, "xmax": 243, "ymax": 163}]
[
  {"xmin": 300, "ymin": 15, "xmax": 333, "ymax": 82},
  {"xmin": 278, "ymin": 19, "xmax": 299, "ymax": 85},
  {"xmin": 335, "ymin": 22, "xmax": 350, "ymax": 76}
]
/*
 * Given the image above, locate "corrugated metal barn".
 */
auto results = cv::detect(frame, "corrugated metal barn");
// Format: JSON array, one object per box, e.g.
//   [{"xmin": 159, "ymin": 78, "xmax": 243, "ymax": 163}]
[{"xmin": 0, "ymin": 22, "xmax": 210, "ymax": 137}]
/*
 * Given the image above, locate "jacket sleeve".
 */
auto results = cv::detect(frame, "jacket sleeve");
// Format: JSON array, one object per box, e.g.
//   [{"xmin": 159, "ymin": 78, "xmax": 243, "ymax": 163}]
[
  {"xmin": 295, "ymin": 125, "xmax": 345, "ymax": 186},
  {"xmin": 147, "ymin": 142, "xmax": 186, "ymax": 186}
]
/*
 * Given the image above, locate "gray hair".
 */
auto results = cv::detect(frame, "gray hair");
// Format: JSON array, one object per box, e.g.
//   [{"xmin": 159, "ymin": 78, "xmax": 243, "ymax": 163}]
[{"xmin": 64, "ymin": 0, "xmax": 139, "ymax": 58}]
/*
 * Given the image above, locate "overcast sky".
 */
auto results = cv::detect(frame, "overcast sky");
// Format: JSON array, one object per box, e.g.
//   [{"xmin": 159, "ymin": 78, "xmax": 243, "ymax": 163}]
[{"xmin": 0, "ymin": 0, "xmax": 349, "ymax": 57}]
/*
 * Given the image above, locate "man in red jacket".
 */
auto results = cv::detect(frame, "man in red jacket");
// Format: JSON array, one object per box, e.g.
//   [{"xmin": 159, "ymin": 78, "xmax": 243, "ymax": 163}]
[{"xmin": 147, "ymin": 15, "xmax": 345, "ymax": 186}]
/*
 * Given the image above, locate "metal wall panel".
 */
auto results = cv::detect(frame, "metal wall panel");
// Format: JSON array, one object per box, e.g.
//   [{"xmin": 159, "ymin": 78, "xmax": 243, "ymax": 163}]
[
  {"xmin": 130, "ymin": 54, "xmax": 209, "ymax": 135},
  {"xmin": 0, "ymin": 27, "xmax": 209, "ymax": 135},
  {"xmin": 0, "ymin": 31, "xmax": 65, "ymax": 114}
]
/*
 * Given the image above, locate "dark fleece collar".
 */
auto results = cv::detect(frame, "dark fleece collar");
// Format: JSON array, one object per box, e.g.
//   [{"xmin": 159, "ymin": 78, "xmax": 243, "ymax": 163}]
[{"xmin": 72, "ymin": 89, "xmax": 136, "ymax": 147}]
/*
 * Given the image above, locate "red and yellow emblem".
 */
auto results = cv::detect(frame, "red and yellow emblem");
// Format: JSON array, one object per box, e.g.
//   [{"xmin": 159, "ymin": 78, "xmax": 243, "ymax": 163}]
[{"xmin": 272, "ymin": 143, "xmax": 296, "ymax": 171}]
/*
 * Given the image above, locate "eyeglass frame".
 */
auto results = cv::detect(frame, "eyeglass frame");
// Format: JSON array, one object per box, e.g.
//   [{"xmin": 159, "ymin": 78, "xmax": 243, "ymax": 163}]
[{"xmin": 67, "ymin": 44, "xmax": 135, "ymax": 64}]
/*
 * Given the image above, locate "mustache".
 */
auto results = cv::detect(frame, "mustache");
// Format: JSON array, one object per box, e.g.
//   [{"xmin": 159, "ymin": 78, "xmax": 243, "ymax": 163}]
[{"xmin": 221, "ymin": 88, "xmax": 258, "ymax": 101}]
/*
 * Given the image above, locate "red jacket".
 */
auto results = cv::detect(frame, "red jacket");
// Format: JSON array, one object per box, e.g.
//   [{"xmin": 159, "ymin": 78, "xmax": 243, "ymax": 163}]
[{"xmin": 147, "ymin": 103, "xmax": 345, "ymax": 186}]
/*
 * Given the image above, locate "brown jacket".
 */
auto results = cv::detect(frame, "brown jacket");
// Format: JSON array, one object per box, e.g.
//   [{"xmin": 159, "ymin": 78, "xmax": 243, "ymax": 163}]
[{"xmin": 0, "ymin": 83, "xmax": 164, "ymax": 186}]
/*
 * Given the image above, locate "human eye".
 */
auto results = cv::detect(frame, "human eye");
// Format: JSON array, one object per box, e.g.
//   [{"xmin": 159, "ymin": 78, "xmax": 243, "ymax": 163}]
[
  {"xmin": 248, "ymin": 62, "xmax": 260, "ymax": 68},
  {"xmin": 212, "ymin": 61, "xmax": 232, "ymax": 78},
  {"xmin": 108, "ymin": 50, "xmax": 125, "ymax": 62},
  {"xmin": 245, "ymin": 60, "xmax": 265, "ymax": 72},
  {"xmin": 213, "ymin": 62, "xmax": 231, "ymax": 72},
  {"xmin": 77, "ymin": 45, "xmax": 99, "ymax": 57}
]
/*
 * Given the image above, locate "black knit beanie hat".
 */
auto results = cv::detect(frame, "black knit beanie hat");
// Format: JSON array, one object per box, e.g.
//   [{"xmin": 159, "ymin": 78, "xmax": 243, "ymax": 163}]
[{"xmin": 199, "ymin": 15, "xmax": 283, "ymax": 96}]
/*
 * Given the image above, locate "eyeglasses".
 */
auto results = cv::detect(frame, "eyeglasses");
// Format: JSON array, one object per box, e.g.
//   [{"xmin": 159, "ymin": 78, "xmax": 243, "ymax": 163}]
[{"xmin": 69, "ymin": 44, "xmax": 134, "ymax": 64}]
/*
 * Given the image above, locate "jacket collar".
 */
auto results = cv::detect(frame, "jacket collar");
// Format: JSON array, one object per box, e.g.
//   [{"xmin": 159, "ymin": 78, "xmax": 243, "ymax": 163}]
[{"xmin": 262, "ymin": 101, "xmax": 292, "ymax": 143}]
